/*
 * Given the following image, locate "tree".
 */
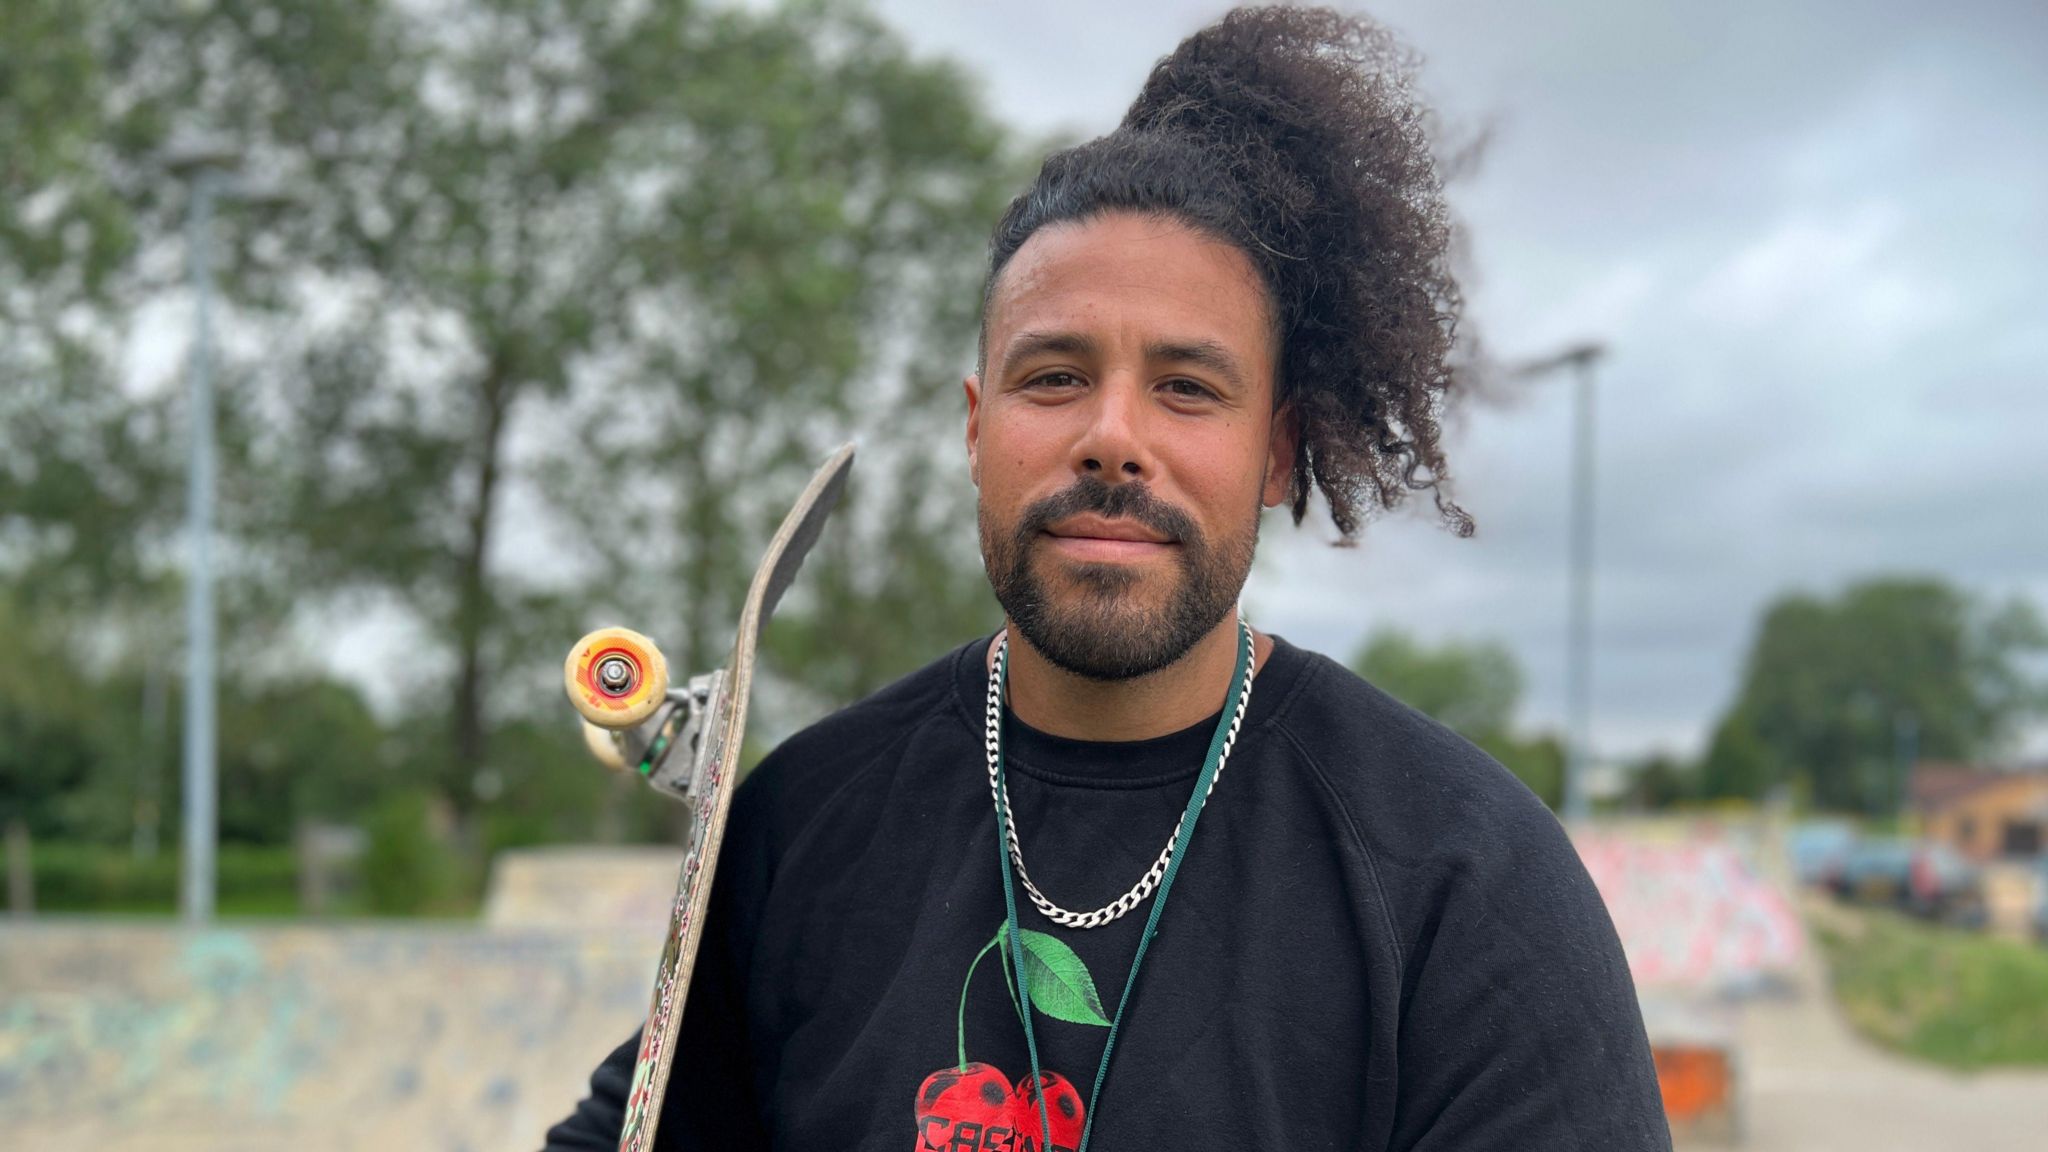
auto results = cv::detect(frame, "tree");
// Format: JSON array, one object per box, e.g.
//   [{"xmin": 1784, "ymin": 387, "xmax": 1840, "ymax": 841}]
[
  {"xmin": 1701, "ymin": 577, "xmax": 2048, "ymax": 813},
  {"xmin": 2, "ymin": 0, "xmax": 306, "ymax": 711},
  {"xmin": 6, "ymin": 0, "xmax": 1026, "ymax": 853},
  {"xmin": 1621, "ymin": 752, "xmax": 1695, "ymax": 811},
  {"xmin": 0, "ymin": 593, "xmax": 113, "ymax": 839},
  {"xmin": 0, "ymin": 0, "xmax": 134, "ymax": 312},
  {"xmin": 1697, "ymin": 708, "xmax": 1780, "ymax": 806},
  {"xmin": 1350, "ymin": 631, "xmax": 1521, "ymax": 737},
  {"xmin": 1, "ymin": 0, "xmax": 173, "ymax": 642},
  {"xmin": 1350, "ymin": 630, "xmax": 1564, "ymax": 808}
]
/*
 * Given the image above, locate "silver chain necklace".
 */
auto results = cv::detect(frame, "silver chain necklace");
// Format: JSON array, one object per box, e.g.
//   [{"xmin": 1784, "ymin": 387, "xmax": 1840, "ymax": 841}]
[{"xmin": 984, "ymin": 618, "xmax": 1256, "ymax": 930}]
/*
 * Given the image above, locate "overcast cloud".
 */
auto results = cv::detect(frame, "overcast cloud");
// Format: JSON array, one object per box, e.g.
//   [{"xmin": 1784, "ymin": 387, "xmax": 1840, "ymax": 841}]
[{"xmin": 871, "ymin": 0, "xmax": 2048, "ymax": 758}]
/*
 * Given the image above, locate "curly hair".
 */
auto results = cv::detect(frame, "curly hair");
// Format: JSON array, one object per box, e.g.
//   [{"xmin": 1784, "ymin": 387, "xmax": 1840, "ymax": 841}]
[{"xmin": 979, "ymin": 5, "xmax": 1471, "ymax": 540}]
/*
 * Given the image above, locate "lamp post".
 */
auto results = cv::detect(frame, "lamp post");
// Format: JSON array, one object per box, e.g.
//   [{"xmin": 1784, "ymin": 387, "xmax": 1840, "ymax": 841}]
[
  {"xmin": 163, "ymin": 136, "xmax": 285, "ymax": 922},
  {"xmin": 1511, "ymin": 342, "xmax": 1608, "ymax": 824}
]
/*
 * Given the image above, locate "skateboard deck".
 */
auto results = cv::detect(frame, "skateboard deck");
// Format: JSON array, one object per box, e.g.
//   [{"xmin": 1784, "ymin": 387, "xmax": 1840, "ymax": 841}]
[{"xmin": 563, "ymin": 443, "xmax": 854, "ymax": 1151}]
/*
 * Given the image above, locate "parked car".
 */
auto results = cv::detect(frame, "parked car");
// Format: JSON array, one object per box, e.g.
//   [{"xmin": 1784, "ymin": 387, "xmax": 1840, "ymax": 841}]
[
  {"xmin": 1905, "ymin": 842, "xmax": 1986, "ymax": 927},
  {"xmin": 1832, "ymin": 839, "xmax": 1914, "ymax": 905},
  {"xmin": 1789, "ymin": 821, "xmax": 1857, "ymax": 889},
  {"xmin": 1830, "ymin": 839, "xmax": 1986, "ymax": 927}
]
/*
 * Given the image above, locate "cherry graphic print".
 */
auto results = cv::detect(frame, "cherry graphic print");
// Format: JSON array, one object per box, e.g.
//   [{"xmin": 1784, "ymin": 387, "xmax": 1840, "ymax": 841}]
[
  {"xmin": 913, "ymin": 1064, "xmax": 1084, "ymax": 1151},
  {"xmin": 913, "ymin": 927, "xmax": 1108, "ymax": 1152}
]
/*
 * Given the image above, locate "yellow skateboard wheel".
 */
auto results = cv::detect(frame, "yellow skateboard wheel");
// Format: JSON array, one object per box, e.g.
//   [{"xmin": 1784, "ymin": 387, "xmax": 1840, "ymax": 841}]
[
  {"xmin": 581, "ymin": 720, "xmax": 630, "ymax": 772},
  {"xmin": 564, "ymin": 627, "xmax": 670, "ymax": 729}
]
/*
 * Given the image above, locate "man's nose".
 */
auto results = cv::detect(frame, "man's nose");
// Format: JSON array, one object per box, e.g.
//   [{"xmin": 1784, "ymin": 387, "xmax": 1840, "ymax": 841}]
[{"xmin": 1070, "ymin": 373, "xmax": 1155, "ymax": 481}]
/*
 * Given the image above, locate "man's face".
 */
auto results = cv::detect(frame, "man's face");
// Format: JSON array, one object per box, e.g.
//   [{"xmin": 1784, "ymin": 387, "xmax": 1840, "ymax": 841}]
[{"xmin": 967, "ymin": 212, "xmax": 1295, "ymax": 681}]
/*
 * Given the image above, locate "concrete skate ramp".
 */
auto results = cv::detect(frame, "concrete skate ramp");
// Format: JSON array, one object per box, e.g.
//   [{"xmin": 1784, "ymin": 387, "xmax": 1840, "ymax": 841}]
[
  {"xmin": 483, "ymin": 846, "xmax": 684, "ymax": 930},
  {"xmin": 0, "ymin": 848, "xmax": 688, "ymax": 1151},
  {"xmin": 0, "ymin": 923, "xmax": 652, "ymax": 1151}
]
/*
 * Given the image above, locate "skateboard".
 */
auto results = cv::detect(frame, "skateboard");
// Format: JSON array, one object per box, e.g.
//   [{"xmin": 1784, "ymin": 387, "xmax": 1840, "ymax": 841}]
[{"xmin": 564, "ymin": 443, "xmax": 854, "ymax": 1152}]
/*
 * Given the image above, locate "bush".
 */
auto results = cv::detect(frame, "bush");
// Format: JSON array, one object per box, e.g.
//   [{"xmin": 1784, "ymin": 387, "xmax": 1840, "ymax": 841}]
[
  {"xmin": 27, "ymin": 841, "xmax": 299, "ymax": 914},
  {"xmin": 360, "ymin": 789, "xmax": 459, "ymax": 915}
]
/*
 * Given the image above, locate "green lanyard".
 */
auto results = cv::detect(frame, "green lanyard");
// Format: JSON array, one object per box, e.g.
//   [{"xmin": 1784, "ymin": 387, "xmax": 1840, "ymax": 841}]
[{"xmin": 992, "ymin": 622, "xmax": 1253, "ymax": 1152}]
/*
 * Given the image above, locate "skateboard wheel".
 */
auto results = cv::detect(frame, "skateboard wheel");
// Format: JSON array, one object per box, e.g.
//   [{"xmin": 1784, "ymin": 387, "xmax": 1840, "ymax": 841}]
[
  {"xmin": 581, "ymin": 720, "xmax": 630, "ymax": 772},
  {"xmin": 565, "ymin": 627, "xmax": 670, "ymax": 729}
]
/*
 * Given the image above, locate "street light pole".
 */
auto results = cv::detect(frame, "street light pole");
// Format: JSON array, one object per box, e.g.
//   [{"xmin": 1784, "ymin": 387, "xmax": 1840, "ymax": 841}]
[
  {"xmin": 1510, "ymin": 342, "xmax": 1607, "ymax": 824},
  {"xmin": 1563, "ymin": 352, "xmax": 1599, "ymax": 825},
  {"xmin": 165, "ymin": 135, "xmax": 285, "ymax": 922},
  {"xmin": 180, "ymin": 164, "xmax": 223, "ymax": 923}
]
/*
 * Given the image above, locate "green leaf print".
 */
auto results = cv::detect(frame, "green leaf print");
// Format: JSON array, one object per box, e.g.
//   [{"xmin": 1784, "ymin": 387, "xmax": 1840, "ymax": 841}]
[{"xmin": 1003, "ymin": 928, "xmax": 1111, "ymax": 1028}]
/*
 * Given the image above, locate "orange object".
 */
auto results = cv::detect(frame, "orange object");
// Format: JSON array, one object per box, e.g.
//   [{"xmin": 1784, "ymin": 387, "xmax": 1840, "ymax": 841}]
[
  {"xmin": 1654, "ymin": 1044, "xmax": 1733, "ymax": 1123},
  {"xmin": 563, "ymin": 626, "xmax": 671, "ymax": 729}
]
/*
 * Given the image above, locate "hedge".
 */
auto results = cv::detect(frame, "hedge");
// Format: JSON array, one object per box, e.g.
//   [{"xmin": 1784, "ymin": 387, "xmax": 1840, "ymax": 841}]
[{"xmin": 20, "ymin": 841, "xmax": 300, "ymax": 914}]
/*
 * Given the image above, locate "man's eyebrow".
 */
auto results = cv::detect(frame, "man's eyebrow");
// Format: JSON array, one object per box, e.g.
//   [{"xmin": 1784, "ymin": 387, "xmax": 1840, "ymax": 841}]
[
  {"xmin": 1147, "ymin": 338, "xmax": 1248, "ymax": 392},
  {"xmin": 998, "ymin": 330, "xmax": 1101, "ymax": 375}
]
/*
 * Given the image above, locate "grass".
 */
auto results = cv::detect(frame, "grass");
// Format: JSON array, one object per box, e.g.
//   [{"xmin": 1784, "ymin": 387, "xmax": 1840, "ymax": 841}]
[{"xmin": 1814, "ymin": 902, "xmax": 2048, "ymax": 1070}]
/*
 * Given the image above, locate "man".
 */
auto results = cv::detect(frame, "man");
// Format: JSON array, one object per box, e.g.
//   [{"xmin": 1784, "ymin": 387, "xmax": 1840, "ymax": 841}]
[{"xmin": 548, "ymin": 7, "xmax": 1671, "ymax": 1150}]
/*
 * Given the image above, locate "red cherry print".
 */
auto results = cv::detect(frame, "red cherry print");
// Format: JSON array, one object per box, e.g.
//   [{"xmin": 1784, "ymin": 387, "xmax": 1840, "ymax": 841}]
[{"xmin": 913, "ymin": 1065, "xmax": 1085, "ymax": 1151}]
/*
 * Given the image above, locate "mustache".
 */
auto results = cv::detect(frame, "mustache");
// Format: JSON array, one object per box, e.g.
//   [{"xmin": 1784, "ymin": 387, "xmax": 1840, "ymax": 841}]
[{"xmin": 1016, "ymin": 475, "xmax": 1199, "ymax": 545}]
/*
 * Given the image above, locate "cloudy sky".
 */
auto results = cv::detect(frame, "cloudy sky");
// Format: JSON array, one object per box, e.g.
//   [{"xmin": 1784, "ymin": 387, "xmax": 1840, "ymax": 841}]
[{"xmin": 872, "ymin": 0, "xmax": 2048, "ymax": 758}]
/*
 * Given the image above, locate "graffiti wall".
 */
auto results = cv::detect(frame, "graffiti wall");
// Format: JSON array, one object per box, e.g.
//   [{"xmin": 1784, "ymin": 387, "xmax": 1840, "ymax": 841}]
[
  {"xmin": 0, "ymin": 848, "xmax": 684, "ymax": 1151},
  {"xmin": 1576, "ymin": 827, "xmax": 1806, "ymax": 991}
]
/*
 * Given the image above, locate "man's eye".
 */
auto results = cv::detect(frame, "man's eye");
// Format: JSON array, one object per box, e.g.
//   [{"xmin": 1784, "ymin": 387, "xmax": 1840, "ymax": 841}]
[
  {"xmin": 1164, "ymin": 378, "xmax": 1213, "ymax": 400},
  {"xmin": 1029, "ymin": 372, "xmax": 1082, "ymax": 389}
]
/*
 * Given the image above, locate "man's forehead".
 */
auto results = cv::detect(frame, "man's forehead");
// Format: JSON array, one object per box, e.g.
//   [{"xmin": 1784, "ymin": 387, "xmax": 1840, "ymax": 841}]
[{"xmin": 984, "ymin": 215, "xmax": 1272, "ymax": 372}]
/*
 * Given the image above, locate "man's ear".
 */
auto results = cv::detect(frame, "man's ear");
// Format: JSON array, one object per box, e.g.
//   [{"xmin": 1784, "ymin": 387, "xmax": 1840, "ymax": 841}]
[
  {"xmin": 963, "ymin": 374, "xmax": 983, "ymax": 487},
  {"xmin": 1262, "ymin": 403, "xmax": 1299, "ymax": 509}
]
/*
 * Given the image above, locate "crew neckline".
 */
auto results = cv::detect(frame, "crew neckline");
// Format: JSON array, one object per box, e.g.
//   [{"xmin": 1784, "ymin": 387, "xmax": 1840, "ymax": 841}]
[{"xmin": 950, "ymin": 629, "xmax": 1308, "ymax": 788}]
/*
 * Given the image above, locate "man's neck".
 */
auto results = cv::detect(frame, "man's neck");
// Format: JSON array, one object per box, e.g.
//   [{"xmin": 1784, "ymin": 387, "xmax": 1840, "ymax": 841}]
[{"xmin": 989, "ymin": 612, "xmax": 1273, "ymax": 742}]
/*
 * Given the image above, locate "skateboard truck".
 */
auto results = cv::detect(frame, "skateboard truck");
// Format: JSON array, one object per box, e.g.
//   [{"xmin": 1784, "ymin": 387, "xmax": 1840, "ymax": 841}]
[{"xmin": 565, "ymin": 627, "xmax": 725, "ymax": 801}]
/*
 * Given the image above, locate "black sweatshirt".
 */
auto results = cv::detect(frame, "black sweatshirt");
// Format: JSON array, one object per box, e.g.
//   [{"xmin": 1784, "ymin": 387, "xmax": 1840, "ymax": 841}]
[{"xmin": 545, "ymin": 634, "xmax": 1672, "ymax": 1151}]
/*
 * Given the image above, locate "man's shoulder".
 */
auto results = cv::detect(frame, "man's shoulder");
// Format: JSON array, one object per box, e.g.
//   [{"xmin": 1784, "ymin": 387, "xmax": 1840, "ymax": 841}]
[
  {"xmin": 733, "ymin": 635, "xmax": 980, "ymax": 821},
  {"xmin": 1270, "ymin": 639, "xmax": 1600, "ymax": 961},
  {"xmin": 1269, "ymin": 639, "xmax": 1565, "ymax": 866}
]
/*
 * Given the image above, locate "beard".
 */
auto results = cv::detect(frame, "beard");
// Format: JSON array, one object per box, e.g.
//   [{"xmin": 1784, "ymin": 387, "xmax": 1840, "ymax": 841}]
[{"xmin": 981, "ymin": 474, "xmax": 1257, "ymax": 681}]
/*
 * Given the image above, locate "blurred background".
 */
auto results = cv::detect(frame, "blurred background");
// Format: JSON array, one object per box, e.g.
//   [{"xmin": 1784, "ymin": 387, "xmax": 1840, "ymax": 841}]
[{"xmin": 3, "ymin": 0, "xmax": 2045, "ymax": 1148}]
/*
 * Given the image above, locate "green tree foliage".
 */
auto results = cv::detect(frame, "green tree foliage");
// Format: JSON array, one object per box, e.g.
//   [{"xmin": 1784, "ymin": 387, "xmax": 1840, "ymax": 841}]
[
  {"xmin": 0, "ymin": 595, "xmax": 114, "ymax": 837},
  {"xmin": 0, "ymin": 585, "xmax": 397, "ymax": 848},
  {"xmin": 1349, "ymin": 631, "xmax": 1521, "ymax": 736},
  {"xmin": 169, "ymin": 0, "xmax": 1015, "ymax": 825},
  {"xmin": 216, "ymin": 677, "xmax": 390, "ymax": 845},
  {"xmin": 1701, "ymin": 577, "xmax": 2048, "ymax": 813},
  {"xmin": 360, "ymin": 789, "xmax": 458, "ymax": 915},
  {"xmin": 0, "ymin": 0, "xmax": 135, "ymax": 303},
  {"xmin": 1349, "ymin": 630, "xmax": 1564, "ymax": 808},
  {"xmin": 1621, "ymin": 752, "xmax": 1695, "ymax": 811},
  {"xmin": 2, "ymin": 0, "xmax": 288, "ymax": 645},
  {"xmin": 0, "ymin": 367, "xmax": 179, "ymax": 623},
  {"xmin": 4, "ymin": 0, "xmax": 1025, "ymax": 864}
]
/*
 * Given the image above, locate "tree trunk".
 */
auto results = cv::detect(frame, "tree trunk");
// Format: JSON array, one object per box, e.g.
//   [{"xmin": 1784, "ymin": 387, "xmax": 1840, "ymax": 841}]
[{"xmin": 449, "ymin": 368, "xmax": 512, "ymax": 857}]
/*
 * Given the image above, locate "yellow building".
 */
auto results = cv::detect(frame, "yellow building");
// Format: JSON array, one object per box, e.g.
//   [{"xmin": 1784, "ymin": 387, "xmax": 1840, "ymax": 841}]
[{"xmin": 1911, "ymin": 762, "xmax": 2048, "ymax": 861}]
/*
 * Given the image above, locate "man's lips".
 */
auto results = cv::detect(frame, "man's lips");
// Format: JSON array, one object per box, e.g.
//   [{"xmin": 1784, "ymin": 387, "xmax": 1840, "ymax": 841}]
[
  {"xmin": 1044, "ymin": 515, "xmax": 1174, "ymax": 544},
  {"xmin": 1040, "ymin": 515, "xmax": 1177, "ymax": 562}
]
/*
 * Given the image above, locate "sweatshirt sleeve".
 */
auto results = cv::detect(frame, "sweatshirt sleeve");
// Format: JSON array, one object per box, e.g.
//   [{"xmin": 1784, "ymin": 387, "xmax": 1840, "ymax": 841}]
[
  {"xmin": 541, "ymin": 777, "xmax": 776, "ymax": 1152},
  {"xmin": 542, "ymin": 1028, "xmax": 638, "ymax": 1151},
  {"xmin": 540, "ymin": 881, "xmax": 771, "ymax": 1151},
  {"xmin": 1387, "ymin": 799, "xmax": 1672, "ymax": 1152}
]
